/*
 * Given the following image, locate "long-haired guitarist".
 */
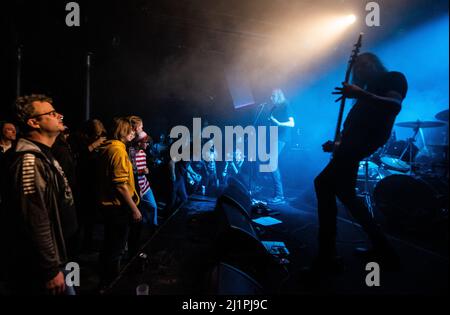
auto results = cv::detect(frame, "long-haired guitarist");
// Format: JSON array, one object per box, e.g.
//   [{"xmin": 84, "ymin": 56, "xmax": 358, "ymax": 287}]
[
  {"xmin": 313, "ymin": 52, "xmax": 408, "ymax": 272},
  {"xmin": 267, "ymin": 88, "xmax": 295, "ymax": 204}
]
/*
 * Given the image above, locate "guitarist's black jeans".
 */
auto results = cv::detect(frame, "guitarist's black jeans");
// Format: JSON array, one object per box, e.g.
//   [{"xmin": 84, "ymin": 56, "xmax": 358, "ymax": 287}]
[
  {"xmin": 314, "ymin": 145, "xmax": 391, "ymax": 259},
  {"xmin": 271, "ymin": 140, "xmax": 286, "ymax": 199}
]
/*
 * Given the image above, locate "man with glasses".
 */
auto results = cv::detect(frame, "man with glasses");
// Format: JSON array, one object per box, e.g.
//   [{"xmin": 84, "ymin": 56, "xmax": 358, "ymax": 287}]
[{"xmin": 2, "ymin": 94, "xmax": 78, "ymax": 295}]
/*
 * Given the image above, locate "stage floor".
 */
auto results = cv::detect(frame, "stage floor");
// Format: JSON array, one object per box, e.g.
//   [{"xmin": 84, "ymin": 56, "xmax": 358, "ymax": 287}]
[{"xmin": 101, "ymin": 191, "xmax": 448, "ymax": 295}]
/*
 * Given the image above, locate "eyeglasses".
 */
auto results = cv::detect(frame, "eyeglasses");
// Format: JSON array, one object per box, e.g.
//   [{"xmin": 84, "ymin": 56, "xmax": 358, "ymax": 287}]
[{"xmin": 30, "ymin": 110, "xmax": 62, "ymax": 119}]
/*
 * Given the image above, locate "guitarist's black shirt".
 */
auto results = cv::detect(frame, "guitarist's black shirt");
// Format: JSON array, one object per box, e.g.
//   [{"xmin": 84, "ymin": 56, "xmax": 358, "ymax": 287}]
[
  {"xmin": 341, "ymin": 71, "xmax": 407, "ymax": 155},
  {"xmin": 271, "ymin": 101, "xmax": 293, "ymax": 144}
]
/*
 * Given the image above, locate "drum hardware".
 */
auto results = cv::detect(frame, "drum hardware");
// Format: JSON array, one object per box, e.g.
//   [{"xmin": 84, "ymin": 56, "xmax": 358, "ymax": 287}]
[
  {"xmin": 393, "ymin": 120, "xmax": 446, "ymax": 175},
  {"xmin": 395, "ymin": 120, "xmax": 446, "ymax": 129},
  {"xmin": 359, "ymin": 158, "xmax": 375, "ymax": 218},
  {"xmin": 380, "ymin": 138, "xmax": 418, "ymax": 174},
  {"xmin": 357, "ymin": 116, "xmax": 448, "ymax": 226},
  {"xmin": 428, "ymin": 144, "xmax": 449, "ymax": 155},
  {"xmin": 435, "ymin": 109, "xmax": 449, "ymax": 122},
  {"xmin": 413, "ymin": 143, "xmax": 449, "ymax": 178},
  {"xmin": 403, "ymin": 137, "xmax": 419, "ymax": 176},
  {"xmin": 418, "ymin": 127, "xmax": 431, "ymax": 157}
]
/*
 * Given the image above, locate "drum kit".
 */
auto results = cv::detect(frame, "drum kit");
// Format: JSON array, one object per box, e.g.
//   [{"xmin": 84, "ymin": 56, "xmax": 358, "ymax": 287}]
[{"xmin": 357, "ymin": 109, "xmax": 448, "ymax": 230}]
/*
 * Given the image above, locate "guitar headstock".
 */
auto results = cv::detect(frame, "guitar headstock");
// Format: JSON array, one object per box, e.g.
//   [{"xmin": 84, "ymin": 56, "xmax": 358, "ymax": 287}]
[{"xmin": 348, "ymin": 33, "xmax": 364, "ymax": 66}]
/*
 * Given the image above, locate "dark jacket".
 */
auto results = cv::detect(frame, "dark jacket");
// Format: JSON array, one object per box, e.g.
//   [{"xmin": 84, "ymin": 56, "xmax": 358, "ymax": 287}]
[{"xmin": 3, "ymin": 138, "xmax": 78, "ymax": 284}]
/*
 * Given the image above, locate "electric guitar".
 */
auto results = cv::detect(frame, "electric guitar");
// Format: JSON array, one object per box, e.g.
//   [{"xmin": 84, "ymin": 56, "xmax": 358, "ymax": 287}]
[{"xmin": 332, "ymin": 33, "xmax": 363, "ymax": 157}]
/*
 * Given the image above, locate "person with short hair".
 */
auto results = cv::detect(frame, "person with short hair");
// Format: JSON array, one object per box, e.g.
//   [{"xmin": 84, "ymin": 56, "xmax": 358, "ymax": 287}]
[
  {"xmin": 3, "ymin": 94, "xmax": 78, "ymax": 295},
  {"xmin": 0, "ymin": 121, "xmax": 17, "ymax": 206},
  {"xmin": 0, "ymin": 121, "xmax": 17, "ymax": 154}
]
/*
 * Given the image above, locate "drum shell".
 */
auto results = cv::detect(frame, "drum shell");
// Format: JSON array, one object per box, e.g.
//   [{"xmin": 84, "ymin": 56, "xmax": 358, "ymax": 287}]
[
  {"xmin": 383, "ymin": 140, "xmax": 419, "ymax": 162},
  {"xmin": 373, "ymin": 175, "xmax": 448, "ymax": 232}
]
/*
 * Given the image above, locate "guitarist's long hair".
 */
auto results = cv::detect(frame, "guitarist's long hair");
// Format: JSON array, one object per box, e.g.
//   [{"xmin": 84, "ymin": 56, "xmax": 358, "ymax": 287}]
[{"xmin": 351, "ymin": 52, "xmax": 387, "ymax": 89}]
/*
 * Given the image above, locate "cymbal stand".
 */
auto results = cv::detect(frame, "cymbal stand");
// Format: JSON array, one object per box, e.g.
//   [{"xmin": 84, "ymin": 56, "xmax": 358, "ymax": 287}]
[
  {"xmin": 419, "ymin": 128, "xmax": 430, "ymax": 156},
  {"xmin": 358, "ymin": 158, "xmax": 375, "ymax": 218},
  {"xmin": 399, "ymin": 126, "xmax": 420, "ymax": 176}
]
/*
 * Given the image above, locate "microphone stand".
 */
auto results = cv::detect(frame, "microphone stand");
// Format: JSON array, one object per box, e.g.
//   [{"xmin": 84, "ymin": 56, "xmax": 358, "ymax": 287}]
[
  {"xmin": 248, "ymin": 103, "xmax": 267, "ymax": 196},
  {"xmin": 253, "ymin": 103, "xmax": 267, "ymax": 126}
]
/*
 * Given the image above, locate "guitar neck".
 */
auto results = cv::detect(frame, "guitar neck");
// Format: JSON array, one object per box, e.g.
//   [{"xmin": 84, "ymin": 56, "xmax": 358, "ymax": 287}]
[
  {"xmin": 333, "ymin": 65, "xmax": 353, "ymax": 144},
  {"xmin": 333, "ymin": 98, "xmax": 346, "ymax": 145},
  {"xmin": 332, "ymin": 33, "xmax": 363, "ymax": 156}
]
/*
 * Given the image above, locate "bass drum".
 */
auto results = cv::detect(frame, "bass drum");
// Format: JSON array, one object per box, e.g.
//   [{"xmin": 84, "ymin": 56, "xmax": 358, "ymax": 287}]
[{"xmin": 373, "ymin": 175, "xmax": 447, "ymax": 232}]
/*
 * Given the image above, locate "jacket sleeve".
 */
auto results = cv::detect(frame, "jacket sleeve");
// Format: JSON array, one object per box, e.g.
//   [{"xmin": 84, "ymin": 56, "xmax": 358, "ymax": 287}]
[
  {"xmin": 14, "ymin": 153, "xmax": 61, "ymax": 282},
  {"xmin": 110, "ymin": 149, "xmax": 131, "ymax": 185}
]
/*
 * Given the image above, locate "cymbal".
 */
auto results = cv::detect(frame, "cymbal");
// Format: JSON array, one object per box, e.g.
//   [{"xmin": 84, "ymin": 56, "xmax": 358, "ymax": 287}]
[
  {"xmin": 396, "ymin": 120, "xmax": 446, "ymax": 128},
  {"xmin": 435, "ymin": 109, "xmax": 449, "ymax": 122}
]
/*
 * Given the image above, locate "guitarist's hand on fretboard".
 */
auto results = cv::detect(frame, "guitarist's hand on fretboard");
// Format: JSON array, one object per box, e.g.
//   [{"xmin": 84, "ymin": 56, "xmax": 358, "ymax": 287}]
[
  {"xmin": 322, "ymin": 140, "xmax": 335, "ymax": 153},
  {"xmin": 332, "ymin": 82, "xmax": 367, "ymax": 102}
]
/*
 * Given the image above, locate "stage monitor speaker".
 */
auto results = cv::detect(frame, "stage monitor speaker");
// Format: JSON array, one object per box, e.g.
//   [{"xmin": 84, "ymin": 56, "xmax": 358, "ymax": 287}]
[
  {"xmin": 214, "ymin": 200, "xmax": 286, "ymax": 293},
  {"xmin": 216, "ymin": 201, "xmax": 259, "ymax": 243},
  {"xmin": 220, "ymin": 176, "xmax": 252, "ymax": 218},
  {"xmin": 214, "ymin": 196, "xmax": 272, "ymax": 279},
  {"xmin": 215, "ymin": 176, "xmax": 259, "ymax": 252},
  {"xmin": 207, "ymin": 262, "xmax": 264, "ymax": 295},
  {"xmin": 215, "ymin": 183, "xmax": 290, "ymax": 293}
]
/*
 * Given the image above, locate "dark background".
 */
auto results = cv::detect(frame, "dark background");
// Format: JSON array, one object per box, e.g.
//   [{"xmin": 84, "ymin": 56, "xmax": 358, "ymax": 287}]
[
  {"xmin": 2, "ymin": 0, "xmax": 447, "ymax": 135},
  {"xmin": 2, "ymin": 0, "xmax": 448, "ymax": 192}
]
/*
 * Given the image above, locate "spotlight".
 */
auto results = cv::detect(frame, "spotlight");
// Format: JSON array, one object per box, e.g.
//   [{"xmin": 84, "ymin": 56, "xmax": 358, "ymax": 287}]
[
  {"xmin": 346, "ymin": 14, "xmax": 357, "ymax": 24},
  {"xmin": 332, "ymin": 14, "xmax": 357, "ymax": 29}
]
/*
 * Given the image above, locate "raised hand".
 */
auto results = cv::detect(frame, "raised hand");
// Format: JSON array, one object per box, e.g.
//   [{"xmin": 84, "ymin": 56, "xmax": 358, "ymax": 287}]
[
  {"xmin": 332, "ymin": 82, "xmax": 366, "ymax": 102},
  {"xmin": 322, "ymin": 140, "xmax": 335, "ymax": 153}
]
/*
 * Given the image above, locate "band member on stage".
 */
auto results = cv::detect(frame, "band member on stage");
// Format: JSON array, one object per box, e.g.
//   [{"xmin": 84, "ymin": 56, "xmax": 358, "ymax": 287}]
[
  {"xmin": 313, "ymin": 53, "xmax": 408, "ymax": 272},
  {"xmin": 268, "ymin": 88, "xmax": 295, "ymax": 204}
]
